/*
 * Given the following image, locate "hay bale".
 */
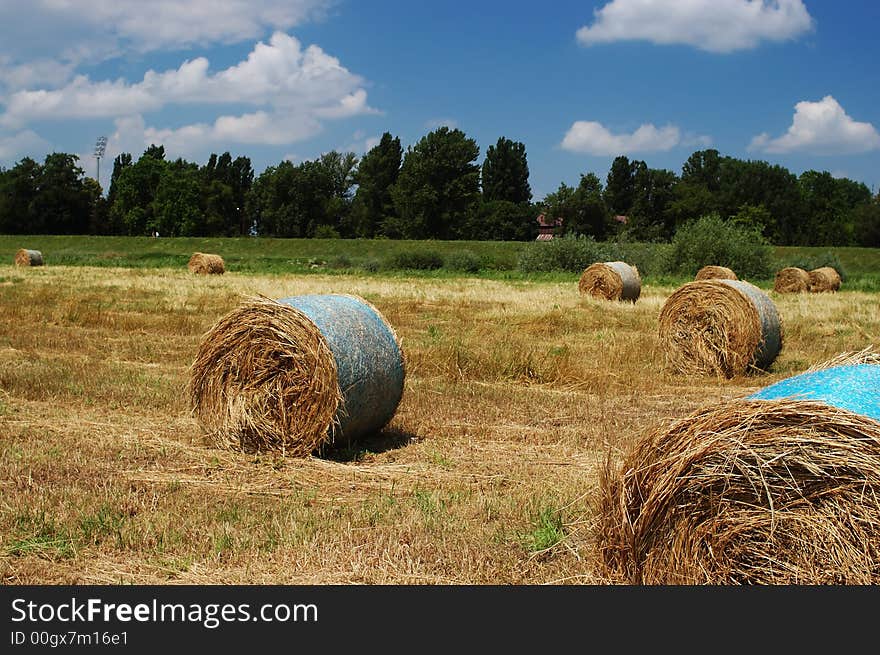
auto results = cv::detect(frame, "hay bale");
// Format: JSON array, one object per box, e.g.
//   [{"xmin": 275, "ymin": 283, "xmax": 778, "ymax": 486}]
[
  {"xmin": 188, "ymin": 252, "xmax": 225, "ymax": 275},
  {"xmin": 14, "ymin": 249, "xmax": 43, "ymax": 266},
  {"xmin": 658, "ymin": 279, "xmax": 782, "ymax": 378},
  {"xmin": 188, "ymin": 294, "xmax": 405, "ymax": 456},
  {"xmin": 694, "ymin": 265, "xmax": 737, "ymax": 281},
  {"xmin": 578, "ymin": 261, "xmax": 641, "ymax": 302},
  {"xmin": 599, "ymin": 363, "xmax": 880, "ymax": 584},
  {"xmin": 773, "ymin": 266, "xmax": 810, "ymax": 293},
  {"xmin": 808, "ymin": 266, "xmax": 841, "ymax": 293}
]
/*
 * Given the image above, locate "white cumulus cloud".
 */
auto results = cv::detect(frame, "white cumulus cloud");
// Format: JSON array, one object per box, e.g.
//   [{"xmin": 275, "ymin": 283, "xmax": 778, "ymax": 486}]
[
  {"xmin": 0, "ymin": 0, "xmax": 332, "ymax": 64},
  {"xmin": 0, "ymin": 32, "xmax": 378, "ymax": 158},
  {"xmin": 0, "ymin": 129, "xmax": 50, "ymax": 161},
  {"xmin": 576, "ymin": 0, "xmax": 814, "ymax": 53},
  {"xmin": 748, "ymin": 95, "xmax": 880, "ymax": 154},
  {"xmin": 561, "ymin": 120, "xmax": 687, "ymax": 155},
  {"xmin": 1, "ymin": 33, "xmax": 375, "ymax": 128}
]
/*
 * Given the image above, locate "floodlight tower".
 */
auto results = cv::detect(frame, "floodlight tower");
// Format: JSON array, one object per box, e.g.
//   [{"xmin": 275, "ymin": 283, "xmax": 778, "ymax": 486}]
[{"xmin": 94, "ymin": 136, "xmax": 108, "ymax": 188}]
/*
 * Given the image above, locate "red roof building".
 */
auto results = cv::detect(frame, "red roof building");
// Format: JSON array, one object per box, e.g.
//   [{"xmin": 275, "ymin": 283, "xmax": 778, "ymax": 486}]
[{"xmin": 536, "ymin": 213, "xmax": 563, "ymax": 241}]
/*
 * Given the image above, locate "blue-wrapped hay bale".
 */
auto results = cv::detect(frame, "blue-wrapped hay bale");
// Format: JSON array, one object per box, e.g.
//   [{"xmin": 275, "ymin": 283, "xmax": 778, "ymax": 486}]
[
  {"xmin": 578, "ymin": 261, "xmax": 641, "ymax": 302},
  {"xmin": 658, "ymin": 279, "xmax": 782, "ymax": 378},
  {"xmin": 14, "ymin": 248, "xmax": 43, "ymax": 266},
  {"xmin": 599, "ymin": 357, "xmax": 880, "ymax": 584},
  {"xmin": 188, "ymin": 294, "xmax": 405, "ymax": 456}
]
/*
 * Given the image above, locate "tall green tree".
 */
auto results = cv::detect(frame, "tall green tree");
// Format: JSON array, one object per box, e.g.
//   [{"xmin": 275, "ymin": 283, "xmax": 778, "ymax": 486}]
[
  {"xmin": 627, "ymin": 167, "xmax": 679, "ymax": 240},
  {"xmin": 105, "ymin": 153, "xmax": 132, "ymax": 234},
  {"xmin": 390, "ymin": 127, "xmax": 480, "ymax": 239},
  {"xmin": 108, "ymin": 145, "xmax": 168, "ymax": 235},
  {"xmin": 350, "ymin": 133, "xmax": 402, "ymax": 238},
  {"xmin": 29, "ymin": 153, "xmax": 94, "ymax": 234},
  {"xmin": 542, "ymin": 174, "xmax": 613, "ymax": 239},
  {"xmin": 316, "ymin": 150, "xmax": 358, "ymax": 236},
  {"xmin": 481, "ymin": 136, "xmax": 532, "ymax": 204},
  {"xmin": 0, "ymin": 157, "xmax": 40, "ymax": 233},
  {"xmin": 152, "ymin": 159, "xmax": 203, "ymax": 236},
  {"xmin": 604, "ymin": 155, "xmax": 634, "ymax": 216}
]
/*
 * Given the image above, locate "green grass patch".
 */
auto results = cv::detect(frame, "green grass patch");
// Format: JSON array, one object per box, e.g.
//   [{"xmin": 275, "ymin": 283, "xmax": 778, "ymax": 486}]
[{"xmin": 2, "ymin": 234, "xmax": 878, "ymax": 286}]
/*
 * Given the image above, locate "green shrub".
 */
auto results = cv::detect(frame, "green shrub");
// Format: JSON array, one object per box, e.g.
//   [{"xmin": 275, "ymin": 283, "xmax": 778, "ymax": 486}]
[
  {"xmin": 667, "ymin": 213, "xmax": 773, "ymax": 279},
  {"xmin": 360, "ymin": 258, "xmax": 381, "ymax": 273},
  {"xmin": 444, "ymin": 250, "xmax": 482, "ymax": 273},
  {"xmin": 517, "ymin": 234, "xmax": 608, "ymax": 273},
  {"xmin": 313, "ymin": 225, "xmax": 341, "ymax": 239},
  {"xmin": 386, "ymin": 249, "xmax": 444, "ymax": 270},
  {"xmin": 328, "ymin": 254, "xmax": 352, "ymax": 269}
]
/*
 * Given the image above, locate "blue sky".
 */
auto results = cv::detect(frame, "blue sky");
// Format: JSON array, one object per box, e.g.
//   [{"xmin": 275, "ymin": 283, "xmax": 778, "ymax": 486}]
[{"xmin": 0, "ymin": 1, "xmax": 878, "ymax": 201}]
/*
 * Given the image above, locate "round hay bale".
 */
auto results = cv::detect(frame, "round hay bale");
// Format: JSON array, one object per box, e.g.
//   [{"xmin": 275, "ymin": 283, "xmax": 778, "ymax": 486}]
[
  {"xmin": 808, "ymin": 266, "xmax": 841, "ymax": 293},
  {"xmin": 773, "ymin": 266, "xmax": 810, "ymax": 293},
  {"xmin": 14, "ymin": 249, "xmax": 43, "ymax": 267},
  {"xmin": 694, "ymin": 265, "xmax": 737, "ymax": 281},
  {"xmin": 599, "ymin": 364, "xmax": 880, "ymax": 584},
  {"xmin": 658, "ymin": 279, "xmax": 782, "ymax": 378},
  {"xmin": 188, "ymin": 294, "xmax": 405, "ymax": 456},
  {"xmin": 188, "ymin": 252, "xmax": 225, "ymax": 275},
  {"xmin": 578, "ymin": 261, "xmax": 641, "ymax": 302}
]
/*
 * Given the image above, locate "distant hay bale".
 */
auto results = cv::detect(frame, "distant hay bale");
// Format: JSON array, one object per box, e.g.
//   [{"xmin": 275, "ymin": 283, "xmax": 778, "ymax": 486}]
[
  {"xmin": 658, "ymin": 279, "xmax": 782, "ymax": 378},
  {"xmin": 188, "ymin": 252, "xmax": 225, "ymax": 275},
  {"xmin": 599, "ymin": 362, "xmax": 880, "ymax": 584},
  {"xmin": 773, "ymin": 267, "xmax": 810, "ymax": 293},
  {"xmin": 14, "ymin": 249, "xmax": 43, "ymax": 267},
  {"xmin": 808, "ymin": 266, "xmax": 841, "ymax": 293},
  {"xmin": 694, "ymin": 265, "xmax": 737, "ymax": 281},
  {"xmin": 578, "ymin": 261, "xmax": 641, "ymax": 302},
  {"xmin": 188, "ymin": 294, "xmax": 405, "ymax": 456}
]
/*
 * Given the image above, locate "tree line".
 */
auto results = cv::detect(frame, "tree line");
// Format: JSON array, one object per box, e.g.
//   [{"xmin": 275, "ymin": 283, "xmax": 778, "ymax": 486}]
[{"xmin": 1, "ymin": 127, "xmax": 878, "ymax": 246}]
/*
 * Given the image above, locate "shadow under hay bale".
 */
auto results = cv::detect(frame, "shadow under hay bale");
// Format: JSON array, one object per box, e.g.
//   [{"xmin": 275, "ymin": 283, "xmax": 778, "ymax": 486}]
[
  {"xmin": 14, "ymin": 248, "xmax": 43, "ymax": 267},
  {"xmin": 808, "ymin": 266, "xmax": 841, "ymax": 293},
  {"xmin": 658, "ymin": 279, "xmax": 782, "ymax": 378},
  {"xmin": 188, "ymin": 252, "xmax": 225, "ymax": 275},
  {"xmin": 599, "ymin": 360, "xmax": 880, "ymax": 585},
  {"xmin": 188, "ymin": 294, "xmax": 405, "ymax": 457},
  {"xmin": 694, "ymin": 265, "xmax": 737, "ymax": 281},
  {"xmin": 773, "ymin": 266, "xmax": 810, "ymax": 293},
  {"xmin": 578, "ymin": 261, "xmax": 641, "ymax": 302}
]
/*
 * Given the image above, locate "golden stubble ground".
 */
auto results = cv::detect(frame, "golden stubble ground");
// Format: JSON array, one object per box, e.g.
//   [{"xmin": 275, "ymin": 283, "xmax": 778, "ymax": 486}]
[{"xmin": 0, "ymin": 265, "xmax": 876, "ymax": 584}]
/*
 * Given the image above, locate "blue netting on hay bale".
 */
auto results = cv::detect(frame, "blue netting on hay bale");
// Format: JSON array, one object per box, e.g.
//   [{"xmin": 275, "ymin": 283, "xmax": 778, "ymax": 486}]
[
  {"xmin": 277, "ymin": 294, "xmax": 405, "ymax": 444},
  {"xmin": 718, "ymin": 279, "xmax": 782, "ymax": 371},
  {"xmin": 748, "ymin": 364, "xmax": 880, "ymax": 422}
]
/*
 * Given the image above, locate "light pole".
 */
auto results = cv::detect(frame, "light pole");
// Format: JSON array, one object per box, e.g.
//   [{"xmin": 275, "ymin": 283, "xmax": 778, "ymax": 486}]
[{"xmin": 94, "ymin": 136, "xmax": 108, "ymax": 188}]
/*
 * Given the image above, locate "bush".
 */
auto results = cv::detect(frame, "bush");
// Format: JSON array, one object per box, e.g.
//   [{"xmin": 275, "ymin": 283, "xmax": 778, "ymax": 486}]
[
  {"xmin": 360, "ymin": 258, "xmax": 381, "ymax": 273},
  {"xmin": 444, "ymin": 250, "xmax": 482, "ymax": 273},
  {"xmin": 517, "ymin": 234, "xmax": 608, "ymax": 273},
  {"xmin": 667, "ymin": 213, "xmax": 773, "ymax": 279},
  {"xmin": 313, "ymin": 225, "xmax": 341, "ymax": 239},
  {"xmin": 328, "ymin": 254, "xmax": 352, "ymax": 269},
  {"xmin": 386, "ymin": 249, "xmax": 444, "ymax": 270}
]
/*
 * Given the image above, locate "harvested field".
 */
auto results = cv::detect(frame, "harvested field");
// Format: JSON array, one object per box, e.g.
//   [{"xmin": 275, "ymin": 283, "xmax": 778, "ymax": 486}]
[{"xmin": 1, "ymin": 264, "xmax": 878, "ymax": 585}]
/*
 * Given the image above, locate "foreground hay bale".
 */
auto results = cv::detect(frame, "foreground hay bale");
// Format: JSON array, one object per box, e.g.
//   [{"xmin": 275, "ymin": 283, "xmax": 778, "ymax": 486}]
[
  {"xmin": 188, "ymin": 294, "xmax": 405, "ymax": 456},
  {"xmin": 808, "ymin": 266, "xmax": 841, "ymax": 293},
  {"xmin": 658, "ymin": 279, "xmax": 781, "ymax": 377},
  {"xmin": 188, "ymin": 252, "xmax": 225, "ymax": 275},
  {"xmin": 694, "ymin": 265, "xmax": 737, "ymax": 281},
  {"xmin": 773, "ymin": 266, "xmax": 810, "ymax": 293},
  {"xmin": 578, "ymin": 261, "xmax": 641, "ymax": 302},
  {"xmin": 599, "ymin": 362, "xmax": 880, "ymax": 584},
  {"xmin": 14, "ymin": 249, "xmax": 43, "ymax": 266}
]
